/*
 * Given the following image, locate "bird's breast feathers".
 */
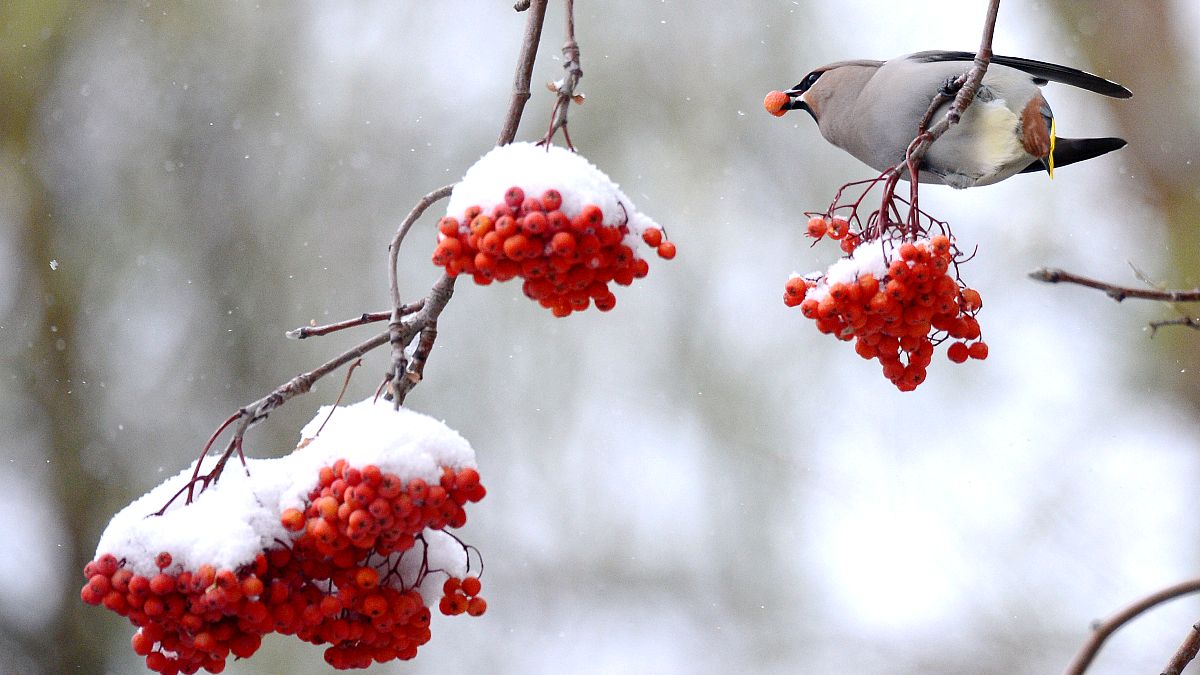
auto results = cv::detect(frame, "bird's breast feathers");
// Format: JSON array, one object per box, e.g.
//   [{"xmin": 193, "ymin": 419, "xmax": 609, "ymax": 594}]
[
  {"xmin": 929, "ymin": 98, "xmax": 1030, "ymax": 187},
  {"xmin": 970, "ymin": 100, "xmax": 1028, "ymax": 172}
]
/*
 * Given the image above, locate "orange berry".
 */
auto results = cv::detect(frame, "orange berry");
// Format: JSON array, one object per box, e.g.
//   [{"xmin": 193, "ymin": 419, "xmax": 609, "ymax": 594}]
[
  {"xmin": 466, "ymin": 597, "xmax": 488, "ymax": 616},
  {"xmin": 968, "ymin": 341, "xmax": 989, "ymax": 360},
  {"xmin": 504, "ymin": 186, "xmax": 524, "ymax": 208},
  {"xmin": 494, "ymin": 215, "xmax": 518, "ymax": 238},
  {"xmin": 361, "ymin": 594, "xmax": 388, "ymax": 617},
  {"xmin": 961, "ymin": 288, "xmax": 983, "ymax": 311},
  {"xmin": 522, "ymin": 211, "xmax": 548, "ymax": 234},
  {"xmin": 657, "ymin": 242, "xmax": 676, "ymax": 259},
  {"xmin": 437, "ymin": 216, "xmax": 460, "ymax": 237},
  {"xmin": 827, "ymin": 217, "xmax": 849, "ymax": 240},
  {"xmin": 461, "ymin": 576, "xmax": 482, "ymax": 597},
  {"xmin": 502, "ymin": 234, "xmax": 528, "ymax": 260},
  {"xmin": 354, "ymin": 566, "xmax": 379, "ymax": 589},
  {"xmin": 280, "ymin": 508, "xmax": 305, "ymax": 532},
  {"xmin": 579, "ymin": 204, "xmax": 604, "ymax": 227},
  {"xmin": 550, "ymin": 231, "xmax": 576, "ymax": 257},
  {"xmin": 641, "ymin": 227, "xmax": 663, "ymax": 247},
  {"xmin": 947, "ymin": 341, "xmax": 969, "ymax": 363},
  {"xmin": 805, "ymin": 217, "xmax": 826, "ymax": 239},
  {"xmin": 763, "ymin": 90, "xmax": 790, "ymax": 117},
  {"xmin": 541, "ymin": 189, "xmax": 563, "ymax": 211}
]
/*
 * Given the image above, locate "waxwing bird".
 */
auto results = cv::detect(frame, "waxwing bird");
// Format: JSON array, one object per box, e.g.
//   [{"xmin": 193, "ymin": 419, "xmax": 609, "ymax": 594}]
[{"xmin": 770, "ymin": 51, "xmax": 1131, "ymax": 189}]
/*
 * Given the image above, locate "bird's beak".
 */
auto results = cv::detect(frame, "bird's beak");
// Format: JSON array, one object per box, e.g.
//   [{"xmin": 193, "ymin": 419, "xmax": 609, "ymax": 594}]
[
  {"xmin": 785, "ymin": 90, "xmax": 813, "ymax": 117},
  {"xmin": 765, "ymin": 89, "xmax": 812, "ymax": 118}
]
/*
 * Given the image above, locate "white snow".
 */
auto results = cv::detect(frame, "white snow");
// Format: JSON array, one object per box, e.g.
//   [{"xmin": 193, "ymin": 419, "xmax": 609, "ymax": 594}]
[
  {"xmin": 802, "ymin": 237, "xmax": 906, "ymax": 302},
  {"xmin": 95, "ymin": 397, "xmax": 476, "ymax": 577},
  {"xmin": 446, "ymin": 141, "xmax": 663, "ymax": 243}
]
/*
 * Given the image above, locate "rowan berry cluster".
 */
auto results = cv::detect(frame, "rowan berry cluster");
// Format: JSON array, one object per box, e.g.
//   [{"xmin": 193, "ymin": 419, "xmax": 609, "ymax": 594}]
[
  {"xmin": 82, "ymin": 461, "xmax": 486, "ymax": 673},
  {"xmin": 433, "ymin": 186, "xmax": 675, "ymax": 317},
  {"xmin": 785, "ymin": 232, "xmax": 987, "ymax": 391},
  {"xmin": 439, "ymin": 575, "xmax": 487, "ymax": 617},
  {"xmin": 803, "ymin": 214, "xmax": 862, "ymax": 254}
]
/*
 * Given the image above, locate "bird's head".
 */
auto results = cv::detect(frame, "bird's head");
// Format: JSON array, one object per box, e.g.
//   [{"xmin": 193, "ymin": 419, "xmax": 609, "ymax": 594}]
[
  {"xmin": 765, "ymin": 60, "xmax": 881, "ymax": 124},
  {"xmin": 764, "ymin": 69, "xmax": 825, "ymax": 121}
]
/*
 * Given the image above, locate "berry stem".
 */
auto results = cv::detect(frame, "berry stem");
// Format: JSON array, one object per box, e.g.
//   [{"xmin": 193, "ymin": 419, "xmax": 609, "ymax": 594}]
[
  {"xmin": 539, "ymin": 0, "xmax": 582, "ymax": 150},
  {"xmin": 286, "ymin": 304, "xmax": 422, "ymax": 340}
]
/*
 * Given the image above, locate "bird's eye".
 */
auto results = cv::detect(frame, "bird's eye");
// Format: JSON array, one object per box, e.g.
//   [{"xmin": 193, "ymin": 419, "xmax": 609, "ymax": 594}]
[{"xmin": 792, "ymin": 71, "xmax": 823, "ymax": 93}]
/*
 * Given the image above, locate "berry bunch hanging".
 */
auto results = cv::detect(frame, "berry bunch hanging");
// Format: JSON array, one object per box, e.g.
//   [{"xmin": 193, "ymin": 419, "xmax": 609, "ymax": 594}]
[
  {"xmin": 785, "ymin": 229, "xmax": 987, "ymax": 392},
  {"xmin": 436, "ymin": 142, "xmax": 675, "ymax": 317},
  {"xmin": 82, "ymin": 399, "xmax": 486, "ymax": 672}
]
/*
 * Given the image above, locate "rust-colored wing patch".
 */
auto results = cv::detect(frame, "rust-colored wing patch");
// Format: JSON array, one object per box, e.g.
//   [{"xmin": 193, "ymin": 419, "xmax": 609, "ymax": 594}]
[{"xmin": 1021, "ymin": 93, "xmax": 1052, "ymax": 158}]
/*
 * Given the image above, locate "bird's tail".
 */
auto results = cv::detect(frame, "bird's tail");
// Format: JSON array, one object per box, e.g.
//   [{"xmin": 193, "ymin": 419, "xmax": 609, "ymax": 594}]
[{"xmin": 1020, "ymin": 137, "xmax": 1126, "ymax": 174}]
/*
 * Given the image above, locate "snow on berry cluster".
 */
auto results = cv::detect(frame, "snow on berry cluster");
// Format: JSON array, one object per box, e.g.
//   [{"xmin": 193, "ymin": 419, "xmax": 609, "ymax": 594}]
[
  {"xmin": 785, "ymin": 230, "xmax": 987, "ymax": 392},
  {"xmin": 81, "ymin": 398, "xmax": 487, "ymax": 673},
  {"xmin": 435, "ymin": 142, "xmax": 675, "ymax": 317}
]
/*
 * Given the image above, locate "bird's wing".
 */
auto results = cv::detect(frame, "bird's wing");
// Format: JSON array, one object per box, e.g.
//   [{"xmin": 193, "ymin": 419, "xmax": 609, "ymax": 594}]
[{"xmin": 906, "ymin": 50, "xmax": 1132, "ymax": 98}]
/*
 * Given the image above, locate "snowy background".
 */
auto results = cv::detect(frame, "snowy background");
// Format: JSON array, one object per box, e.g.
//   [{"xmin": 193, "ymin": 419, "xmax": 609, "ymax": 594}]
[{"xmin": 3, "ymin": 1, "xmax": 1200, "ymax": 673}]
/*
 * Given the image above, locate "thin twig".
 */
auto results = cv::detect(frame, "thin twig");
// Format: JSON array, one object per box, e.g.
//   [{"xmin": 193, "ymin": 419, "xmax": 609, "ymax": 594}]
[
  {"xmin": 498, "ymin": 0, "xmax": 548, "ymax": 146},
  {"xmin": 388, "ymin": 274, "xmax": 456, "ymax": 407},
  {"xmin": 157, "ymin": 331, "xmax": 390, "ymax": 513},
  {"xmin": 1150, "ymin": 316, "xmax": 1200, "ymax": 336},
  {"xmin": 166, "ymin": 0, "xmax": 552, "ymax": 512},
  {"xmin": 1162, "ymin": 621, "xmax": 1200, "ymax": 675},
  {"xmin": 389, "ymin": 186, "xmax": 455, "ymax": 310},
  {"xmin": 286, "ymin": 305, "xmax": 422, "ymax": 340},
  {"xmin": 314, "ymin": 358, "xmax": 363, "ymax": 438},
  {"xmin": 1063, "ymin": 578, "xmax": 1200, "ymax": 675},
  {"xmin": 1029, "ymin": 268, "xmax": 1200, "ymax": 303},
  {"xmin": 385, "ymin": 185, "xmax": 453, "ymax": 397},
  {"xmin": 875, "ymin": 0, "xmax": 1000, "ymax": 236},
  {"xmin": 911, "ymin": 0, "xmax": 1001, "ymax": 162},
  {"xmin": 541, "ymin": 0, "xmax": 582, "ymax": 148}
]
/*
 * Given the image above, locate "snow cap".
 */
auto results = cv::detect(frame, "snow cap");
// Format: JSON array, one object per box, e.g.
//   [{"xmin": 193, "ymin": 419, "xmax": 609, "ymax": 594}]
[{"xmin": 95, "ymin": 397, "xmax": 476, "ymax": 577}]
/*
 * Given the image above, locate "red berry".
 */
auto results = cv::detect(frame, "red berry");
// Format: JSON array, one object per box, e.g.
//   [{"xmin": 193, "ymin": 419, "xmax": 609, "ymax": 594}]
[
  {"xmin": 947, "ymin": 341, "xmax": 969, "ymax": 363},
  {"xmin": 460, "ymin": 576, "xmax": 482, "ymax": 597},
  {"xmin": 541, "ymin": 189, "xmax": 563, "ymax": 211},
  {"xmin": 504, "ymin": 186, "xmax": 524, "ymax": 208},
  {"xmin": 968, "ymin": 341, "xmax": 989, "ymax": 360},
  {"xmin": 641, "ymin": 227, "xmax": 663, "ymax": 247}
]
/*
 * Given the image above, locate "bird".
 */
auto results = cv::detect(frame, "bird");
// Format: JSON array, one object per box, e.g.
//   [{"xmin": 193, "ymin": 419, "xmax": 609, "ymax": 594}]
[{"xmin": 767, "ymin": 51, "xmax": 1132, "ymax": 189}]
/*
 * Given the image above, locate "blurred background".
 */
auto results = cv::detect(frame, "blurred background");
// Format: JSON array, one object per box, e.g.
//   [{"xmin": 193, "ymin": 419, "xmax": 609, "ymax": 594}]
[{"xmin": 3, "ymin": 1, "xmax": 1199, "ymax": 673}]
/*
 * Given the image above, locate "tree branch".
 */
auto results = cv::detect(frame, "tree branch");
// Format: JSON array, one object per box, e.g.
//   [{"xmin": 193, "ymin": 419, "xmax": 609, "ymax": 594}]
[
  {"xmin": 1029, "ymin": 267, "xmax": 1200, "ymax": 303},
  {"xmin": 540, "ymin": 0, "xmax": 582, "ymax": 149},
  {"xmin": 1063, "ymin": 578, "xmax": 1200, "ymax": 675},
  {"xmin": 905, "ymin": 0, "xmax": 1000, "ymax": 170},
  {"xmin": 873, "ymin": 0, "xmax": 1000, "ymax": 237},
  {"xmin": 167, "ymin": 0, "xmax": 552, "ymax": 508},
  {"xmin": 1162, "ymin": 621, "xmax": 1200, "ymax": 675},
  {"xmin": 498, "ymin": 0, "xmax": 548, "ymax": 146},
  {"xmin": 285, "ymin": 304, "xmax": 422, "ymax": 340}
]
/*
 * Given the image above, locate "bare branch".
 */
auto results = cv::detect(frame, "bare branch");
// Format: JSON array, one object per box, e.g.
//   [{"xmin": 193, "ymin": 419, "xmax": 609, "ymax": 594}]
[
  {"xmin": 540, "ymin": 0, "xmax": 582, "ymax": 149},
  {"xmin": 498, "ymin": 0, "xmax": 548, "ymax": 146},
  {"xmin": 389, "ymin": 185, "xmax": 455, "ymax": 310},
  {"xmin": 1063, "ymin": 578, "xmax": 1200, "ymax": 675},
  {"xmin": 167, "ymin": 0, "xmax": 550, "ymax": 509},
  {"xmin": 388, "ymin": 274, "xmax": 456, "ymax": 407},
  {"xmin": 1029, "ymin": 268, "xmax": 1200, "ymax": 303},
  {"xmin": 903, "ymin": 0, "xmax": 1000, "ymax": 175},
  {"xmin": 285, "ymin": 304, "xmax": 422, "ymax": 340},
  {"xmin": 1150, "ymin": 316, "xmax": 1200, "ymax": 336},
  {"xmin": 1162, "ymin": 621, "xmax": 1200, "ymax": 675}
]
